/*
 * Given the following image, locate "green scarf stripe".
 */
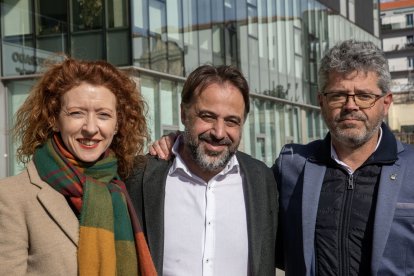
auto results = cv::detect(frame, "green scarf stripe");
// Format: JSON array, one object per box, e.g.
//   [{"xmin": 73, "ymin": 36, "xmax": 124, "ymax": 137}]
[
  {"xmin": 84, "ymin": 159, "xmax": 118, "ymax": 183},
  {"xmin": 111, "ymin": 189, "xmax": 135, "ymax": 240},
  {"xmin": 80, "ymin": 182, "xmax": 114, "ymax": 231}
]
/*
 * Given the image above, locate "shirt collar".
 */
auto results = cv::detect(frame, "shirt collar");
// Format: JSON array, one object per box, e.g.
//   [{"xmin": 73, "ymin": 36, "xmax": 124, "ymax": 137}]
[{"xmin": 170, "ymin": 135, "xmax": 240, "ymax": 178}]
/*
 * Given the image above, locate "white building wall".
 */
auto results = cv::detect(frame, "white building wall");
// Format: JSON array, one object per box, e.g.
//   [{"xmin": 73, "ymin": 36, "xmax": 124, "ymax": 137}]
[
  {"xmin": 382, "ymin": 13, "xmax": 405, "ymax": 25},
  {"xmin": 383, "ymin": 37, "xmax": 406, "ymax": 52},
  {"xmin": 388, "ymin": 102, "xmax": 414, "ymax": 131},
  {"xmin": 388, "ymin": 57, "xmax": 409, "ymax": 72}
]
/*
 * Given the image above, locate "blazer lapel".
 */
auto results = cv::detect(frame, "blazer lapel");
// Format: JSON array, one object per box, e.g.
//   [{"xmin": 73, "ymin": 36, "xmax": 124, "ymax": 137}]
[
  {"xmin": 371, "ymin": 160, "xmax": 405, "ymax": 274},
  {"xmin": 27, "ymin": 162, "xmax": 79, "ymax": 246},
  {"xmin": 142, "ymin": 158, "xmax": 170, "ymax": 272},
  {"xmin": 237, "ymin": 153, "xmax": 263, "ymax": 275},
  {"xmin": 302, "ymin": 160, "xmax": 326, "ymax": 274}
]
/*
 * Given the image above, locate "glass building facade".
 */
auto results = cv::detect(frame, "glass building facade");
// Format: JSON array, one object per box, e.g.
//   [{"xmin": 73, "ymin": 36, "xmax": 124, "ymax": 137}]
[{"xmin": 0, "ymin": 0, "xmax": 380, "ymax": 177}]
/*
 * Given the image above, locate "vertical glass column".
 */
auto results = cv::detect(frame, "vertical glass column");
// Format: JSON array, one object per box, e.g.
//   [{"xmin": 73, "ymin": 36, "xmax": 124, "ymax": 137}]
[
  {"xmin": 166, "ymin": 0, "xmax": 184, "ymax": 76},
  {"xmin": 140, "ymin": 76, "xmax": 157, "ymax": 142},
  {"xmin": 132, "ymin": 0, "xmax": 150, "ymax": 68},
  {"xmin": 247, "ymin": 1, "xmax": 259, "ymax": 92},
  {"xmin": 198, "ymin": 1, "xmax": 213, "ymax": 64},
  {"xmin": 107, "ymin": 0, "xmax": 130, "ymax": 65},
  {"xmin": 6, "ymin": 79, "xmax": 36, "ymax": 176},
  {"xmin": 224, "ymin": 0, "xmax": 237, "ymax": 66},
  {"xmin": 183, "ymin": 0, "xmax": 199, "ymax": 74},
  {"xmin": 212, "ymin": 0, "xmax": 224, "ymax": 65},
  {"xmin": 258, "ymin": 0, "xmax": 270, "ymax": 94},
  {"xmin": 159, "ymin": 79, "xmax": 181, "ymax": 134},
  {"xmin": 149, "ymin": 0, "xmax": 167, "ymax": 72},
  {"xmin": 1, "ymin": 0, "xmax": 35, "ymax": 76}
]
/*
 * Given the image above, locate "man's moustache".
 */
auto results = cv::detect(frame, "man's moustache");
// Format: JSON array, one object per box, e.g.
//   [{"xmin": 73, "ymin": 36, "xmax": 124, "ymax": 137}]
[{"xmin": 199, "ymin": 134, "xmax": 231, "ymax": 146}]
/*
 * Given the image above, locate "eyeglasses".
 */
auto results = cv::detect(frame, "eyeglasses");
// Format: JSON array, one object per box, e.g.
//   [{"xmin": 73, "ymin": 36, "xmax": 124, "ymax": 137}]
[{"xmin": 322, "ymin": 92, "xmax": 385, "ymax": 109}]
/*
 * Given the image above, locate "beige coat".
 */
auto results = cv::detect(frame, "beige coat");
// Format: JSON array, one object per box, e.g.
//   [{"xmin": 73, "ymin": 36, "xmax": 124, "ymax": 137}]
[{"xmin": 0, "ymin": 161, "xmax": 79, "ymax": 275}]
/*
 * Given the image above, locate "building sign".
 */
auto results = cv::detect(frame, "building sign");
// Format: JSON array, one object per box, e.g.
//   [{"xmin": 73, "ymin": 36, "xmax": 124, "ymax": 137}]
[{"xmin": 2, "ymin": 42, "xmax": 63, "ymax": 76}]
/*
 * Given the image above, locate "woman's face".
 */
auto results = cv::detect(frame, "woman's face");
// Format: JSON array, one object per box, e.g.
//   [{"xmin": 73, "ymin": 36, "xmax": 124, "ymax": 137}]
[{"xmin": 55, "ymin": 83, "xmax": 118, "ymax": 163}]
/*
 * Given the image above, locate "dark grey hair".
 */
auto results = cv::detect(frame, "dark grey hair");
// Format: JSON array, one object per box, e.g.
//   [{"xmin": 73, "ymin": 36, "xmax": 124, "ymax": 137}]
[{"xmin": 318, "ymin": 40, "xmax": 391, "ymax": 94}]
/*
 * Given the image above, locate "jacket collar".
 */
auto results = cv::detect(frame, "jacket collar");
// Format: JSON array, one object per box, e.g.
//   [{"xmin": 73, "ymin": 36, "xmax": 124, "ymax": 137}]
[
  {"xmin": 28, "ymin": 161, "xmax": 79, "ymax": 246},
  {"xmin": 309, "ymin": 123, "xmax": 398, "ymax": 166}
]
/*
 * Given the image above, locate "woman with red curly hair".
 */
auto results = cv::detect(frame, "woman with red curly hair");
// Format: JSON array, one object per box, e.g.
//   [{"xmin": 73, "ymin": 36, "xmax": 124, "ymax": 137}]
[{"xmin": 0, "ymin": 58, "xmax": 156, "ymax": 275}]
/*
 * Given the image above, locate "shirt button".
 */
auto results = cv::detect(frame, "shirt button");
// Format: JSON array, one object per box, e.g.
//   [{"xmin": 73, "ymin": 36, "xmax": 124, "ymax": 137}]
[
  {"xmin": 205, "ymin": 259, "xmax": 209, "ymax": 263},
  {"xmin": 208, "ymin": 221, "xmax": 211, "ymax": 225}
]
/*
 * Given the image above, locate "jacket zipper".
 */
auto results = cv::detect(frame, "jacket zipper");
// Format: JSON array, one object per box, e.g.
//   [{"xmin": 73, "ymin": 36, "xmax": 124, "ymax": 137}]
[
  {"xmin": 348, "ymin": 174, "xmax": 354, "ymax": 190},
  {"xmin": 339, "ymin": 173, "xmax": 355, "ymax": 276}
]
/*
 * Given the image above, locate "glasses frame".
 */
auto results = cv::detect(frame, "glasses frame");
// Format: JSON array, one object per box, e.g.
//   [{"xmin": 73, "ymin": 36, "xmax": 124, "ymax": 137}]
[{"xmin": 322, "ymin": 92, "xmax": 386, "ymax": 109}]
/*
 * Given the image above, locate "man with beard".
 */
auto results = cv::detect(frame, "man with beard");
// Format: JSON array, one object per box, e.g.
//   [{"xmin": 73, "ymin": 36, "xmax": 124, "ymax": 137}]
[
  {"xmin": 275, "ymin": 39, "xmax": 414, "ymax": 275},
  {"xmin": 126, "ymin": 64, "xmax": 278, "ymax": 276}
]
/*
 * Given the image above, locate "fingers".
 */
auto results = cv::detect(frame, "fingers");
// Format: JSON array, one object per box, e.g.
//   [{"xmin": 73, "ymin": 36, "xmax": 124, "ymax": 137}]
[
  {"xmin": 148, "ymin": 143, "xmax": 159, "ymax": 156},
  {"xmin": 149, "ymin": 136, "xmax": 172, "ymax": 160},
  {"xmin": 149, "ymin": 140, "xmax": 167, "ymax": 160},
  {"xmin": 148, "ymin": 131, "xmax": 181, "ymax": 160},
  {"xmin": 160, "ymin": 135, "xmax": 173, "ymax": 156}
]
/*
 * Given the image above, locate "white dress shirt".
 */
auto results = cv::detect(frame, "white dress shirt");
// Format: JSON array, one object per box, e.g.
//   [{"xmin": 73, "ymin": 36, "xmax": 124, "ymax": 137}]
[{"xmin": 162, "ymin": 138, "xmax": 249, "ymax": 276}]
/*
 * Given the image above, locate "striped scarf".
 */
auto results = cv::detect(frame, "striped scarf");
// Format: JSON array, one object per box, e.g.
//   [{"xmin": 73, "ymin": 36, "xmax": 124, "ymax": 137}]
[{"xmin": 34, "ymin": 135, "xmax": 157, "ymax": 276}]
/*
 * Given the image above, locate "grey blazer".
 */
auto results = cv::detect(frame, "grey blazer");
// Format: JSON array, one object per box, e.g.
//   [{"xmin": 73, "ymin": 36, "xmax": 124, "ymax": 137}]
[
  {"xmin": 0, "ymin": 161, "xmax": 79, "ymax": 276},
  {"xmin": 126, "ymin": 151, "xmax": 278, "ymax": 276},
  {"xmin": 273, "ymin": 126, "xmax": 414, "ymax": 275}
]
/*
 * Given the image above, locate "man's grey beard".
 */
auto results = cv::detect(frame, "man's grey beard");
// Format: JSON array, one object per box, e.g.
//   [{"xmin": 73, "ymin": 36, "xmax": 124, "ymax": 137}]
[
  {"xmin": 324, "ymin": 109, "xmax": 385, "ymax": 148},
  {"xmin": 331, "ymin": 120, "xmax": 382, "ymax": 148},
  {"xmin": 183, "ymin": 128, "xmax": 238, "ymax": 172}
]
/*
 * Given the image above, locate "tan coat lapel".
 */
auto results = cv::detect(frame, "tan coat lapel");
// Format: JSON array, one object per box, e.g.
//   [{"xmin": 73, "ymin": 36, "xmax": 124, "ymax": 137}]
[{"xmin": 27, "ymin": 161, "xmax": 79, "ymax": 246}]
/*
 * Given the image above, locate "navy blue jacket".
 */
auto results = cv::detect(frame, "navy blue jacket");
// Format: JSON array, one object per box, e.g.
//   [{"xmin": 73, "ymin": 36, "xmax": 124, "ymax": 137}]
[{"xmin": 273, "ymin": 123, "xmax": 414, "ymax": 275}]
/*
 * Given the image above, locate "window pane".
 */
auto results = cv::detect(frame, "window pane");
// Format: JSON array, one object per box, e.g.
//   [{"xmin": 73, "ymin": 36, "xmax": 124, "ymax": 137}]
[
  {"xmin": 140, "ymin": 76, "xmax": 157, "ymax": 142},
  {"xmin": 248, "ymin": 5, "xmax": 258, "ymax": 37},
  {"xmin": 107, "ymin": 0, "xmax": 128, "ymax": 28},
  {"xmin": 183, "ymin": 0, "xmax": 198, "ymax": 74},
  {"xmin": 71, "ymin": 33, "xmax": 103, "ymax": 60},
  {"xmin": 35, "ymin": 0, "xmax": 67, "ymax": 53},
  {"xmin": 7, "ymin": 79, "xmax": 36, "ymax": 175},
  {"xmin": 107, "ymin": 30, "xmax": 130, "ymax": 65},
  {"xmin": 166, "ymin": 0, "xmax": 184, "ymax": 75},
  {"xmin": 72, "ymin": 0, "xmax": 103, "ymax": 31},
  {"xmin": 224, "ymin": 0, "xmax": 237, "ymax": 65},
  {"xmin": 406, "ymin": 14, "xmax": 413, "ymax": 27},
  {"xmin": 160, "ymin": 80, "xmax": 180, "ymax": 128},
  {"xmin": 132, "ymin": 0, "xmax": 149, "ymax": 68},
  {"xmin": 149, "ymin": 0, "xmax": 167, "ymax": 72},
  {"xmin": 2, "ymin": 0, "xmax": 32, "ymax": 38},
  {"xmin": 36, "ymin": 0, "xmax": 67, "ymax": 35},
  {"xmin": 198, "ymin": 1, "xmax": 212, "ymax": 64}
]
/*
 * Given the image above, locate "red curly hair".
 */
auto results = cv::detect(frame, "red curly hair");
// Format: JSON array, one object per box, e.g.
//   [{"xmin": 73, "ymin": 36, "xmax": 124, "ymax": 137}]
[{"xmin": 13, "ymin": 58, "xmax": 148, "ymax": 178}]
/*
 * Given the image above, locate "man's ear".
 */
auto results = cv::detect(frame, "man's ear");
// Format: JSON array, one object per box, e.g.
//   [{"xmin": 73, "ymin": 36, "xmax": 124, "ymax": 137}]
[{"xmin": 383, "ymin": 92, "xmax": 393, "ymax": 116}]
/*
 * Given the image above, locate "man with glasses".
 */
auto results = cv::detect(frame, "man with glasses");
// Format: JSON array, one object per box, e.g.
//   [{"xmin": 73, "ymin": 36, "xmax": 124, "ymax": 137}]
[{"xmin": 274, "ymin": 40, "xmax": 414, "ymax": 275}]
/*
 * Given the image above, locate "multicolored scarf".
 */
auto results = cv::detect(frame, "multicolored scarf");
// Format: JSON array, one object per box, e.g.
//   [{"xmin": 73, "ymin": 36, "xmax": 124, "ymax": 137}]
[{"xmin": 34, "ymin": 135, "xmax": 157, "ymax": 276}]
